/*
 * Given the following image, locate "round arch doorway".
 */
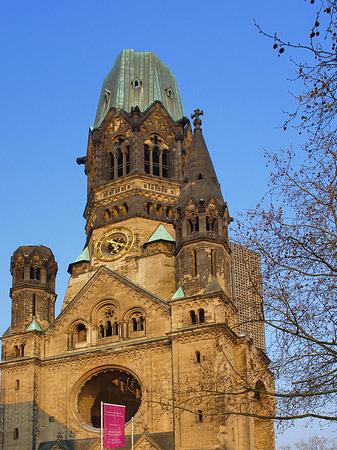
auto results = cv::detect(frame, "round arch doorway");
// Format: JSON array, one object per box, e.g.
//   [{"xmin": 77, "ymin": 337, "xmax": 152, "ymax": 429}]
[{"xmin": 77, "ymin": 368, "xmax": 142, "ymax": 428}]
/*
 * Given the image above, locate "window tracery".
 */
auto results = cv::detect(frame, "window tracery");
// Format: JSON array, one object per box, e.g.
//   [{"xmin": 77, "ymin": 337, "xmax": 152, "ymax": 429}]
[
  {"xmin": 127, "ymin": 310, "xmax": 146, "ymax": 337},
  {"xmin": 187, "ymin": 215, "xmax": 199, "ymax": 233},
  {"xmin": 144, "ymin": 134, "xmax": 169, "ymax": 178},
  {"xmin": 206, "ymin": 213, "xmax": 218, "ymax": 232},
  {"xmin": 109, "ymin": 137, "xmax": 130, "ymax": 180},
  {"xmin": 97, "ymin": 305, "xmax": 119, "ymax": 339}
]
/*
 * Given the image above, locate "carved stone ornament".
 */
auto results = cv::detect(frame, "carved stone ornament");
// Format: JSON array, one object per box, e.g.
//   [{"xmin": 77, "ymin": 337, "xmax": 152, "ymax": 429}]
[{"xmin": 94, "ymin": 227, "xmax": 134, "ymax": 261}]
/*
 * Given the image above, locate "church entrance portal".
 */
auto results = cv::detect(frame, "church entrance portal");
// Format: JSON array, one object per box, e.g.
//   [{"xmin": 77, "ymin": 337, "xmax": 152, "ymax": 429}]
[{"xmin": 77, "ymin": 368, "xmax": 142, "ymax": 428}]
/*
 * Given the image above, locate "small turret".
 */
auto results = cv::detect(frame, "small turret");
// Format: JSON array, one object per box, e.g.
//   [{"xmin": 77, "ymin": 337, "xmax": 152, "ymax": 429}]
[
  {"xmin": 10, "ymin": 245, "xmax": 58, "ymax": 332},
  {"xmin": 175, "ymin": 110, "xmax": 232, "ymax": 296}
]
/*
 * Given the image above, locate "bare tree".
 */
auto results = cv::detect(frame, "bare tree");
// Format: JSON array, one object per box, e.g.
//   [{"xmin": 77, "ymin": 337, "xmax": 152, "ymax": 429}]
[
  {"xmin": 256, "ymin": 0, "xmax": 337, "ymax": 141},
  {"xmin": 236, "ymin": 0, "xmax": 337, "ymax": 424},
  {"xmin": 279, "ymin": 434, "xmax": 336, "ymax": 450}
]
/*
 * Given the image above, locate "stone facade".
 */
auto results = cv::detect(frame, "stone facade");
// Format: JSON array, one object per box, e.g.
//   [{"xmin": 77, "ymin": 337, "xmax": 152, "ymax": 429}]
[{"xmin": 1, "ymin": 50, "xmax": 275, "ymax": 450}]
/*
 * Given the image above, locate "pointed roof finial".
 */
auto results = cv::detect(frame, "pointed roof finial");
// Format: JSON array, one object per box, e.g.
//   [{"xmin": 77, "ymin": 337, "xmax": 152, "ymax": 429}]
[{"xmin": 191, "ymin": 108, "xmax": 203, "ymax": 129}]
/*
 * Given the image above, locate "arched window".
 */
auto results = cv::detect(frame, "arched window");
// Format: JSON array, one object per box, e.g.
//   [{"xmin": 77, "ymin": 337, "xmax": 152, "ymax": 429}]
[
  {"xmin": 144, "ymin": 144, "xmax": 150, "ymax": 174},
  {"xmin": 187, "ymin": 216, "xmax": 199, "ymax": 233},
  {"xmin": 30, "ymin": 267, "xmax": 41, "ymax": 280},
  {"xmin": 20, "ymin": 345, "xmax": 25, "ymax": 357},
  {"xmin": 106, "ymin": 321, "xmax": 112, "ymax": 337},
  {"xmin": 15, "ymin": 379, "xmax": 19, "ymax": 390},
  {"xmin": 112, "ymin": 206, "xmax": 119, "ymax": 218},
  {"xmin": 196, "ymin": 351, "xmax": 201, "ymax": 363},
  {"xmin": 146, "ymin": 202, "xmax": 154, "ymax": 215},
  {"xmin": 206, "ymin": 216, "xmax": 218, "ymax": 232},
  {"xmin": 192, "ymin": 250, "xmax": 197, "ymax": 276},
  {"xmin": 166, "ymin": 206, "xmax": 173, "ymax": 220},
  {"xmin": 144, "ymin": 135, "xmax": 169, "ymax": 178},
  {"xmin": 109, "ymin": 138, "xmax": 130, "ymax": 180},
  {"xmin": 32, "ymin": 294, "xmax": 37, "ymax": 316},
  {"xmin": 121, "ymin": 203, "xmax": 128, "ymax": 216},
  {"xmin": 198, "ymin": 309, "xmax": 205, "ymax": 324},
  {"xmin": 156, "ymin": 204, "xmax": 163, "ymax": 217},
  {"xmin": 16, "ymin": 268, "xmax": 24, "ymax": 281},
  {"xmin": 254, "ymin": 381, "xmax": 270, "ymax": 449},
  {"xmin": 13, "ymin": 428, "xmax": 19, "ymax": 440},
  {"xmin": 13, "ymin": 346, "xmax": 19, "ymax": 358},
  {"xmin": 129, "ymin": 311, "xmax": 145, "ymax": 336},
  {"xmin": 190, "ymin": 310, "xmax": 197, "ymax": 325},
  {"xmin": 211, "ymin": 249, "xmax": 216, "ymax": 275},
  {"xmin": 197, "ymin": 410, "xmax": 203, "ymax": 423},
  {"xmin": 76, "ymin": 324, "xmax": 87, "ymax": 343},
  {"xmin": 103, "ymin": 209, "xmax": 111, "ymax": 222},
  {"xmin": 153, "ymin": 145, "xmax": 160, "ymax": 176}
]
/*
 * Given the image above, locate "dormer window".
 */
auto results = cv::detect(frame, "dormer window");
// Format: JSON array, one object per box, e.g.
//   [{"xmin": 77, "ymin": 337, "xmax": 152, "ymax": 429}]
[
  {"xmin": 165, "ymin": 87, "xmax": 174, "ymax": 99},
  {"xmin": 131, "ymin": 78, "xmax": 142, "ymax": 89}
]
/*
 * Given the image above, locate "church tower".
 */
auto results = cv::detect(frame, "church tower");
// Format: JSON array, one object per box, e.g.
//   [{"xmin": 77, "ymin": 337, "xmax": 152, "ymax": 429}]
[
  {"xmin": 10, "ymin": 245, "xmax": 57, "ymax": 334},
  {"xmin": 0, "ymin": 50, "xmax": 275, "ymax": 450}
]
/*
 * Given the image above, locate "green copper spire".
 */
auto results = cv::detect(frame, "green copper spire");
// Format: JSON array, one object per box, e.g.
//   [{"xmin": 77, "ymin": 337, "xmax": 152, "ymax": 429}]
[{"xmin": 94, "ymin": 49, "xmax": 184, "ymax": 126}]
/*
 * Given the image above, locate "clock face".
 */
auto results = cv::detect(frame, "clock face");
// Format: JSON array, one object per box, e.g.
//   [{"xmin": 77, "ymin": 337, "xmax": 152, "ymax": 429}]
[{"xmin": 94, "ymin": 227, "xmax": 134, "ymax": 261}]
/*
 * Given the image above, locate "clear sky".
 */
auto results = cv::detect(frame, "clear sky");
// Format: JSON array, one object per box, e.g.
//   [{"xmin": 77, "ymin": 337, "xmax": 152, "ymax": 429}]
[{"xmin": 0, "ymin": 0, "xmax": 335, "ymax": 447}]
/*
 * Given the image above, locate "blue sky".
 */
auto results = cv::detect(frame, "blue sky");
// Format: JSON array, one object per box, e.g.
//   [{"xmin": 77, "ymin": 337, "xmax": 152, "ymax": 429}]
[{"xmin": 0, "ymin": 0, "xmax": 335, "ymax": 447}]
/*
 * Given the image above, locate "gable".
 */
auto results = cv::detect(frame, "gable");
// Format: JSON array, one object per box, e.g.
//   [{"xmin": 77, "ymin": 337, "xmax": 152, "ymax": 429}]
[{"xmin": 47, "ymin": 266, "xmax": 170, "ymax": 336}]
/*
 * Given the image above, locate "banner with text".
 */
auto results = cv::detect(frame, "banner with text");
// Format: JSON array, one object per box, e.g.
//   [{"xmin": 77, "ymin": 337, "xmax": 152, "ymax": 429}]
[{"xmin": 103, "ymin": 403, "xmax": 126, "ymax": 449}]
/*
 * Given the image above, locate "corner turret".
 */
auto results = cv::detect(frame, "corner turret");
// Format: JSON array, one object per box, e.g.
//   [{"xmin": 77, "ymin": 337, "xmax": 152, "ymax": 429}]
[{"xmin": 175, "ymin": 110, "xmax": 233, "ymax": 296}]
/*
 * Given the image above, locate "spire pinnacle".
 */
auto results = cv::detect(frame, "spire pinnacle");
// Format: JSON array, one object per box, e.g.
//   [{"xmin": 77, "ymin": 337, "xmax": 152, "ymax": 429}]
[{"xmin": 178, "ymin": 109, "xmax": 224, "ymax": 207}]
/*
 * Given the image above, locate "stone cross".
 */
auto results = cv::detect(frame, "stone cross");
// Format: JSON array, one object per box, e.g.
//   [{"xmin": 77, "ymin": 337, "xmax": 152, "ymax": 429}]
[{"xmin": 191, "ymin": 108, "xmax": 203, "ymax": 128}]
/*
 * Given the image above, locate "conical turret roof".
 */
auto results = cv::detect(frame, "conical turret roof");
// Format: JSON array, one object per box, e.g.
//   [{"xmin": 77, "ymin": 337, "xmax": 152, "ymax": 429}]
[{"xmin": 178, "ymin": 110, "xmax": 224, "ymax": 208}]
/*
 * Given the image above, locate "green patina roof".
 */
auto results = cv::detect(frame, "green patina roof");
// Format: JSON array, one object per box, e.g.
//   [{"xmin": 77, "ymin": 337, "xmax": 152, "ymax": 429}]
[
  {"xmin": 171, "ymin": 286, "xmax": 185, "ymax": 299},
  {"xmin": 26, "ymin": 318, "xmax": 42, "ymax": 332},
  {"xmin": 94, "ymin": 49, "xmax": 184, "ymax": 126},
  {"xmin": 147, "ymin": 224, "xmax": 175, "ymax": 244},
  {"xmin": 74, "ymin": 247, "xmax": 90, "ymax": 263}
]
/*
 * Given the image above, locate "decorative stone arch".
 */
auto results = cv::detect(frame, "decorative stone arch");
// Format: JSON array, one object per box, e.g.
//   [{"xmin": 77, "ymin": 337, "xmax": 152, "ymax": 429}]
[
  {"xmin": 92, "ymin": 300, "xmax": 120, "ymax": 341},
  {"xmin": 70, "ymin": 365, "xmax": 142, "ymax": 431},
  {"xmin": 68, "ymin": 320, "xmax": 89, "ymax": 349},
  {"xmin": 124, "ymin": 307, "xmax": 146, "ymax": 338}
]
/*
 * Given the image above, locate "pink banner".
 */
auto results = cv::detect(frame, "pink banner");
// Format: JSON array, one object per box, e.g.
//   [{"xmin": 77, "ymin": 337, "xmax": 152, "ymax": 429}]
[{"xmin": 103, "ymin": 403, "xmax": 126, "ymax": 449}]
